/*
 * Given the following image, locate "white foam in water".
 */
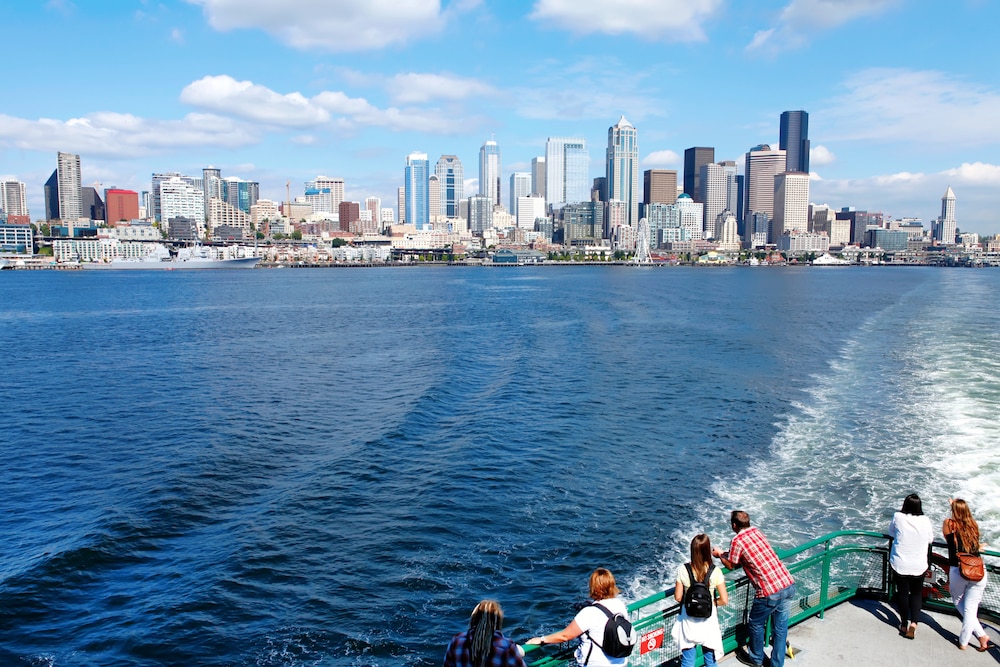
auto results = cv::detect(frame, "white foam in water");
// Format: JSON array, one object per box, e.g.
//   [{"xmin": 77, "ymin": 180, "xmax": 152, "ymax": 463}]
[{"xmin": 633, "ymin": 273, "xmax": 1000, "ymax": 599}]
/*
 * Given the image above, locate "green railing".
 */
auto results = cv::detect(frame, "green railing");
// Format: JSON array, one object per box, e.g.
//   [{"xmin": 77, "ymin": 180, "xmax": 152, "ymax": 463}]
[{"xmin": 524, "ymin": 530, "xmax": 1000, "ymax": 667}]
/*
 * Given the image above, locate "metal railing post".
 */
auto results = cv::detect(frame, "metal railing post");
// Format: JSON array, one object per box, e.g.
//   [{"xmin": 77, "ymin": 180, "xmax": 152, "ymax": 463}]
[{"xmin": 820, "ymin": 538, "xmax": 831, "ymax": 619}]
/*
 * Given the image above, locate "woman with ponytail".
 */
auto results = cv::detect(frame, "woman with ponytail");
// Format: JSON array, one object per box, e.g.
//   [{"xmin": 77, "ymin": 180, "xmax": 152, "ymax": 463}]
[
  {"xmin": 444, "ymin": 599, "xmax": 526, "ymax": 667},
  {"xmin": 943, "ymin": 499, "xmax": 992, "ymax": 652}
]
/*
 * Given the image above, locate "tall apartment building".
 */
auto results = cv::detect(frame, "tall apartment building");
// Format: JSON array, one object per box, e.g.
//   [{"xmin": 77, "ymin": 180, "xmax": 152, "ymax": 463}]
[
  {"xmin": 203, "ymin": 167, "xmax": 222, "ymax": 220},
  {"xmin": 743, "ymin": 144, "xmax": 786, "ymax": 242},
  {"xmin": 698, "ymin": 163, "xmax": 726, "ymax": 239},
  {"xmin": 773, "ymin": 172, "xmax": 810, "ymax": 239},
  {"xmin": 435, "ymin": 155, "xmax": 463, "ymax": 218},
  {"xmin": 57, "ymin": 151, "xmax": 82, "ymax": 221},
  {"xmin": 160, "ymin": 176, "xmax": 205, "ymax": 232},
  {"xmin": 779, "ymin": 110, "xmax": 810, "ymax": 174},
  {"xmin": 545, "ymin": 137, "xmax": 589, "ymax": 209},
  {"xmin": 606, "ymin": 116, "xmax": 640, "ymax": 227},
  {"xmin": 339, "ymin": 201, "xmax": 361, "ymax": 233},
  {"xmin": 683, "ymin": 147, "xmax": 714, "ymax": 202},
  {"xmin": 479, "ymin": 139, "xmax": 501, "ymax": 208},
  {"xmin": 509, "ymin": 172, "xmax": 532, "ymax": 218},
  {"xmin": 0, "ymin": 180, "xmax": 29, "ymax": 218},
  {"xmin": 404, "ymin": 152, "xmax": 430, "ymax": 230}
]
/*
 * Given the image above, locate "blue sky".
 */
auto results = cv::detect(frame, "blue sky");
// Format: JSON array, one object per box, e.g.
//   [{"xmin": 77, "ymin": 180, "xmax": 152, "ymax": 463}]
[{"xmin": 3, "ymin": 0, "xmax": 999, "ymax": 233}]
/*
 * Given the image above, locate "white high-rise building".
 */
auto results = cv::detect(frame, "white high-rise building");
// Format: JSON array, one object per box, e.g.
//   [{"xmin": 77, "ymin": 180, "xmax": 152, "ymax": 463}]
[
  {"xmin": 428, "ymin": 174, "xmax": 441, "ymax": 221},
  {"xmin": 510, "ymin": 172, "xmax": 532, "ymax": 218},
  {"xmin": 517, "ymin": 195, "xmax": 546, "ymax": 231},
  {"xmin": 0, "ymin": 180, "xmax": 29, "ymax": 217},
  {"xmin": 934, "ymin": 186, "xmax": 957, "ymax": 244},
  {"xmin": 744, "ymin": 144, "xmax": 786, "ymax": 243},
  {"xmin": 159, "ymin": 176, "xmax": 205, "ymax": 232},
  {"xmin": 773, "ymin": 172, "xmax": 810, "ymax": 239},
  {"xmin": 676, "ymin": 194, "xmax": 704, "ymax": 240},
  {"xmin": 606, "ymin": 116, "xmax": 640, "ymax": 227},
  {"xmin": 479, "ymin": 139, "xmax": 501, "ymax": 207},
  {"xmin": 57, "ymin": 151, "xmax": 82, "ymax": 221},
  {"xmin": 716, "ymin": 211, "xmax": 740, "ymax": 251},
  {"xmin": 365, "ymin": 197, "xmax": 382, "ymax": 221},
  {"xmin": 545, "ymin": 137, "xmax": 589, "ymax": 209},
  {"xmin": 699, "ymin": 163, "xmax": 726, "ymax": 239}
]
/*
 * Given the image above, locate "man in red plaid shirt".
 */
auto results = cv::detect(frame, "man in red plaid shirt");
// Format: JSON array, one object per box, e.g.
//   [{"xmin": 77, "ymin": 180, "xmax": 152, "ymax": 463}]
[{"xmin": 713, "ymin": 511, "xmax": 796, "ymax": 667}]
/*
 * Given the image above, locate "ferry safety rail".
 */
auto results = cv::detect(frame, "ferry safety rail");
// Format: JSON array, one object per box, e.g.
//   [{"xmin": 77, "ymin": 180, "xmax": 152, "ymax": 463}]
[{"xmin": 522, "ymin": 530, "xmax": 1000, "ymax": 667}]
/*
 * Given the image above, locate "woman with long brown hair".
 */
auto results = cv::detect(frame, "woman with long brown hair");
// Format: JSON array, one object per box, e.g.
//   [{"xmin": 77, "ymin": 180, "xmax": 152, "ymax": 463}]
[
  {"xmin": 943, "ymin": 499, "xmax": 992, "ymax": 652},
  {"xmin": 672, "ymin": 534, "xmax": 728, "ymax": 667}
]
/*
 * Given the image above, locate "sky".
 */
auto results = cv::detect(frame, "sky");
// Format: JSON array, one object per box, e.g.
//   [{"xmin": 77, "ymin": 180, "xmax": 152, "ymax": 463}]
[{"xmin": 2, "ymin": 0, "xmax": 999, "ymax": 234}]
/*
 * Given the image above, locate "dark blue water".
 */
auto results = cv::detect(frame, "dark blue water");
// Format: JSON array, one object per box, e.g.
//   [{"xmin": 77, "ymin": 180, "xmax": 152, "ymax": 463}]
[{"xmin": 1, "ymin": 266, "xmax": 994, "ymax": 665}]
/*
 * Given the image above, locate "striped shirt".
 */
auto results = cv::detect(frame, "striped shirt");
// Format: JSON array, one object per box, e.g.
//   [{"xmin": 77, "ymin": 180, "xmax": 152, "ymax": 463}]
[{"xmin": 728, "ymin": 527, "xmax": 794, "ymax": 598}]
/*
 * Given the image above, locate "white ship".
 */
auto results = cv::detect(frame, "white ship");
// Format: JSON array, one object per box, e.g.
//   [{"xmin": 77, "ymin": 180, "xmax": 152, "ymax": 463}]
[
  {"xmin": 82, "ymin": 244, "xmax": 260, "ymax": 270},
  {"xmin": 811, "ymin": 253, "xmax": 851, "ymax": 266}
]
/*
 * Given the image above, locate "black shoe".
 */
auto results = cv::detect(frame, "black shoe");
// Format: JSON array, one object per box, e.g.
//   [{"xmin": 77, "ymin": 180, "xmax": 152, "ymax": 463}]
[{"xmin": 735, "ymin": 647, "xmax": 764, "ymax": 667}]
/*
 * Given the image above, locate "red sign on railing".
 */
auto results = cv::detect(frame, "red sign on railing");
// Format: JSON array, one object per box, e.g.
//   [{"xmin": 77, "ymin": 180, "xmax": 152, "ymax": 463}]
[{"xmin": 639, "ymin": 627, "xmax": 664, "ymax": 655}]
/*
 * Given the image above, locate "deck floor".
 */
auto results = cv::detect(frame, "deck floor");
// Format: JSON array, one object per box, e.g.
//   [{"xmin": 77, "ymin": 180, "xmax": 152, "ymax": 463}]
[{"xmin": 721, "ymin": 599, "xmax": 999, "ymax": 666}]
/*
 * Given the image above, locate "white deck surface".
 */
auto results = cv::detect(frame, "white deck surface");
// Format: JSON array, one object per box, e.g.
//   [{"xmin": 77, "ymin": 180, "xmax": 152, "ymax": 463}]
[{"xmin": 722, "ymin": 599, "xmax": 999, "ymax": 666}]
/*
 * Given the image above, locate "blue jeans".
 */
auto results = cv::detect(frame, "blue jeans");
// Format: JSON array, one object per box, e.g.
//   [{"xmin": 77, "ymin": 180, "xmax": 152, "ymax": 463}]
[
  {"xmin": 681, "ymin": 646, "xmax": 717, "ymax": 667},
  {"xmin": 747, "ymin": 583, "xmax": 796, "ymax": 667}
]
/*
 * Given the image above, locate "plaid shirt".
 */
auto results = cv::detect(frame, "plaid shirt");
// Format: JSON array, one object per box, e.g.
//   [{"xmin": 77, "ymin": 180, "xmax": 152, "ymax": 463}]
[
  {"xmin": 728, "ymin": 527, "xmax": 794, "ymax": 598},
  {"xmin": 443, "ymin": 630, "xmax": 527, "ymax": 667}
]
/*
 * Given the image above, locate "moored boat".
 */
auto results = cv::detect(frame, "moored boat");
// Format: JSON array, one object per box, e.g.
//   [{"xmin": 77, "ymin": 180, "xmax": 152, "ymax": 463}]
[{"xmin": 81, "ymin": 244, "xmax": 260, "ymax": 270}]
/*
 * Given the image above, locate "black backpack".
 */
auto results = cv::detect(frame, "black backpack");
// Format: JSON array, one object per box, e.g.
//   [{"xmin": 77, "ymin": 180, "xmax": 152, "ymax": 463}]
[
  {"xmin": 588, "ymin": 602, "xmax": 637, "ymax": 660},
  {"xmin": 683, "ymin": 563, "xmax": 716, "ymax": 618}
]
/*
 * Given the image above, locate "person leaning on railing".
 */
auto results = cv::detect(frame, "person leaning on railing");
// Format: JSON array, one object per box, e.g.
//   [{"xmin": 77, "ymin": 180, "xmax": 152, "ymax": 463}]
[
  {"xmin": 943, "ymin": 498, "xmax": 993, "ymax": 653},
  {"xmin": 887, "ymin": 493, "xmax": 934, "ymax": 640}
]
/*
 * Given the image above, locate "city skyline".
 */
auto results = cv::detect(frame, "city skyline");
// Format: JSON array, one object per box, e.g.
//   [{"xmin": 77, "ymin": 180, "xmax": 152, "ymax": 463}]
[{"xmin": 1, "ymin": 2, "xmax": 998, "ymax": 233}]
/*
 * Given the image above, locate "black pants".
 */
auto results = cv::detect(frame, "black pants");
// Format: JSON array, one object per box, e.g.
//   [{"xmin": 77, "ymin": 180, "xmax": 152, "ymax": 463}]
[{"xmin": 893, "ymin": 570, "xmax": 924, "ymax": 625}]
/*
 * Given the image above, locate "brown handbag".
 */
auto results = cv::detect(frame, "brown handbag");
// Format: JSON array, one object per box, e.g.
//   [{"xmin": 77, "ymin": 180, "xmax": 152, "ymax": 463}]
[{"xmin": 958, "ymin": 552, "xmax": 985, "ymax": 582}]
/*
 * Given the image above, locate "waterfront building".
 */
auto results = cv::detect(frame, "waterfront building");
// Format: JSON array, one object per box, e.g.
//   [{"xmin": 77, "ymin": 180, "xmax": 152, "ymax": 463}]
[
  {"xmin": 743, "ymin": 144, "xmax": 786, "ymax": 242},
  {"xmin": 545, "ymin": 137, "xmax": 589, "ymax": 209},
  {"xmin": 510, "ymin": 172, "xmax": 532, "ymax": 218},
  {"xmin": 105, "ymin": 189, "xmax": 140, "ymax": 224},
  {"xmin": 479, "ymin": 139, "xmax": 501, "ymax": 208},
  {"xmin": 0, "ymin": 220, "xmax": 32, "ymax": 253},
  {"xmin": 0, "ymin": 180, "xmax": 29, "ymax": 219},
  {"xmin": 208, "ymin": 197, "xmax": 251, "ymax": 238},
  {"xmin": 160, "ymin": 177, "xmax": 205, "ymax": 235},
  {"xmin": 676, "ymin": 193, "xmax": 704, "ymax": 241},
  {"xmin": 777, "ymin": 230, "xmax": 830, "ymax": 255},
  {"xmin": 606, "ymin": 116, "xmax": 640, "ymax": 226},
  {"xmin": 516, "ymin": 195, "xmax": 546, "ymax": 231},
  {"xmin": 716, "ymin": 210, "xmax": 740, "ymax": 251},
  {"xmin": 836, "ymin": 208, "xmax": 883, "ymax": 246},
  {"xmin": 643, "ymin": 169, "xmax": 678, "ymax": 206},
  {"xmin": 779, "ymin": 110, "xmax": 810, "ymax": 174},
  {"xmin": 643, "ymin": 202, "xmax": 683, "ymax": 247},
  {"xmin": 773, "ymin": 172, "xmax": 810, "ymax": 239},
  {"xmin": 934, "ymin": 186, "xmax": 957, "ymax": 244},
  {"xmin": 467, "ymin": 195, "xmax": 493, "ymax": 233},
  {"xmin": 404, "ymin": 152, "xmax": 430, "ymax": 230},
  {"xmin": 250, "ymin": 199, "xmax": 280, "ymax": 235},
  {"xmin": 561, "ymin": 201, "xmax": 603, "ymax": 246},
  {"xmin": 57, "ymin": 151, "xmax": 82, "ymax": 222},
  {"xmin": 683, "ymin": 147, "xmax": 714, "ymax": 202},
  {"xmin": 867, "ymin": 229, "xmax": 910, "ymax": 252},
  {"xmin": 699, "ymin": 162, "xmax": 726, "ymax": 239},
  {"xmin": 434, "ymin": 155, "xmax": 464, "ymax": 218},
  {"xmin": 531, "ymin": 157, "xmax": 546, "ymax": 197}
]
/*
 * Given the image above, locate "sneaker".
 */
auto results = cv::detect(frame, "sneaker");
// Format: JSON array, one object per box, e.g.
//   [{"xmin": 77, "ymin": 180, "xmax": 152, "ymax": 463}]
[{"xmin": 735, "ymin": 647, "xmax": 764, "ymax": 667}]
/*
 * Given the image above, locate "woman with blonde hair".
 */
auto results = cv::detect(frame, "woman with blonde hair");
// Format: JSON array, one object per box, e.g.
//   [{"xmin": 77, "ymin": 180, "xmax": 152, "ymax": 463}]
[
  {"xmin": 443, "ymin": 599, "xmax": 526, "ymax": 667},
  {"xmin": 528, "ymin": 568, "xmax": 630, "ymax": 666},
  {"xmin": 672, "ymin": 534, "xmax": 728, "ymax": 667},
  {"xmin": 943, "ymin": 499, "xmax": 992, "ymax": 652}
]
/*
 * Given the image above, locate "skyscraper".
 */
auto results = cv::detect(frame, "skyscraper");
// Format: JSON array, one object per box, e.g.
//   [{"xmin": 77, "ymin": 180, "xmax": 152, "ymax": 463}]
[
  {"xmin": 698, "ymin": 163, "xmax": 726, "ymax": 239},
  {"xmin": 203, "ymin": 167, "xmax": 222, "ymax": 220},
  {"xmin": 509, "ymin": 172, "xmax": 532, "ymax": 218},
  {"xmin": 643, "ymin": 170, "xmax": 678, "ymax": 206},
  {"xmin": 435, "ymin": 155, "xmax": 464, "ymax": 218},
  {"xmin": 545, "ymin": 137, "xmax": 589, "ymax": 209},
  {"xmin": 404, "ymin": 152, "xmax": 430, "ymax": 230},
  {"xmin": 934, "ymin": 186, "xmax": 957, "ymax": 244},
  {"xmin": 606, "ymin": 116, "xmax": 640, "ymax": 227},
  {"xmin": 779, "ymin": 110, "xmax": 810, "ymax": 174},
  {"xmin": 56, "ymin": 151, "xmax": 82, "ymax": 221},
  {"xmin": 743, "ymin": 144, "xmax": 786, "ymax": 242},
  {"xmin": 479, "ymin": 139, "xmax": 501, "ymax": 207},
  {"xmin": 531, "ymin": 157, "xmax": 546, "ymax": 197},
  {"xmin": 683, "ymin": 147, "xmax": 714, "ymax": 202},
  {"xmin": 0, "ymin": 180, "xmax": 29, "ymax": 218},
  {"xmin": 105, "ymin": 189, "xmax": 140, "ymax": 224},
  {"xmin": 427, "ymin": 174, "xmax": 440, "ymax": 221},
  {"xmin": 773, "ymin": 172, "xmax": 810, "ymax": 239}
]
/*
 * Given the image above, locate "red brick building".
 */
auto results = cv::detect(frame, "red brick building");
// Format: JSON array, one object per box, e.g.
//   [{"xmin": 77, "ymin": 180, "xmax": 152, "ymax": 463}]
[{"xmin": 105, "ymin": 189, "xmax": 140, "ymax": 224}]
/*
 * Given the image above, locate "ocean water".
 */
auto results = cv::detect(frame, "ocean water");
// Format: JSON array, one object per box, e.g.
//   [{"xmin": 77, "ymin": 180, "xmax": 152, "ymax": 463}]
[{"xmin": 0, "ymin": 266, "xmax": 996, "ymax": 666}]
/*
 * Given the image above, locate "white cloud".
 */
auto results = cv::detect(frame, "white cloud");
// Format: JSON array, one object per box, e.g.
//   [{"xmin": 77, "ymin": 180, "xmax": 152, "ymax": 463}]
[
  {"xmin": 181, "ymin": 75, "xmax": 331, "ymax": 127},
  {"xmin": 810, "ymin": 145, "xmax": 835, "ymax": 166},
  {"xmin": 170, "ymin": 28, "xmax": 184, "ymax": 43},
  {"xmin": 388, "ymin": 73, "xmax": 497, "ymax": 104},
  {"xmin": 529, "ymin": 0, "xmax": 721, "ymax": 41},
  {"xmin": 941, "ymin": 162, "xmax": 1000, "ymax": 185},
  {"xmin": 187, "ymin": 0, "xmax": 449, "ymax": 52},
  {"xmin": 0, "ymin": 112, "xmax": 257, "ymax": 158},
  {"xmin": 641, "ymin": 150, "xmax": 681, "ymax": 167},
  {"xmin": 821, "ymin": 68, "xmax": 1000, "ymax": 145},
  {"xmin": 747, "ymin": 0, "xmax": 898, "ymax": 53}
]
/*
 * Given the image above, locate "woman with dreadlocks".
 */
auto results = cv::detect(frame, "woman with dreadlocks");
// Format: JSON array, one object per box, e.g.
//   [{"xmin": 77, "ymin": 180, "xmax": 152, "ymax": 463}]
[
  {"xmin": 443, "ymin": 599, "xmax": 527, "ymax": 667},
  {"xmin": 943, "ymin": 498, "xmax": 992, "ymax": 652}
]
